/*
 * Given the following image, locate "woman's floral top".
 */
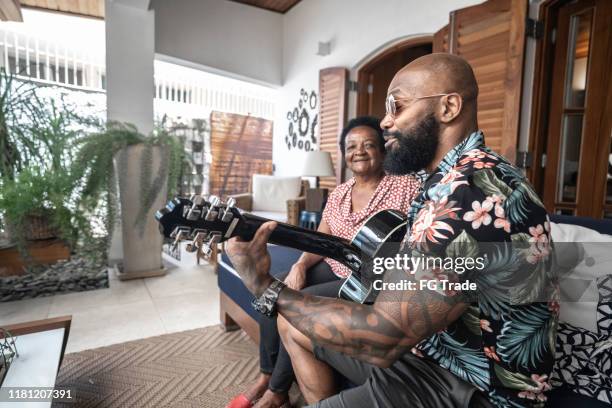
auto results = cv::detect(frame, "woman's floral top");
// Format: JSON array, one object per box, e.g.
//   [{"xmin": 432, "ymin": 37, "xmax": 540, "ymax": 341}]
[
  {"xmin": 323, "ymin": 174, "xmax": 420, "ymax": 278},
  {"xmin": 405, "ymin": 131, "xmax": 558, "ymax": 407}
]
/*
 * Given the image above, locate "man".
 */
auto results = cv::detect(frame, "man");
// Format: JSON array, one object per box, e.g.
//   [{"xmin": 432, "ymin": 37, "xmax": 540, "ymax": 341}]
[{"xmin": 227, "ymin": 54, "xmax": 557, "ymax": 407}]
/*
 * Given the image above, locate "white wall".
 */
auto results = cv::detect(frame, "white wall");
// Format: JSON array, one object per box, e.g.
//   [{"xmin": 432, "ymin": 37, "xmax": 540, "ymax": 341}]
[
  {"xmin": 152, "ymin": 0, "xmax": 283, "ymax": 86},
  {"xmin": 273, "ymin": 0, "xmax": 483, "ymax": 175}
]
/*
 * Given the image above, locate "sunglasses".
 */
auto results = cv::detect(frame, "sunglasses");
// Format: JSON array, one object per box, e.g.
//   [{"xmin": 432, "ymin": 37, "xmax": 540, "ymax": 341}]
[{"xmin": 385, "ymin": 93, "xmax": 451, "ymax": 118}]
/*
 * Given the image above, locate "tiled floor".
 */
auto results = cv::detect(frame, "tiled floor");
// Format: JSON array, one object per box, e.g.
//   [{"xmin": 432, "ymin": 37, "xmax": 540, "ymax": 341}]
[{"xmin": 0, "ymin": 256, "xmax": 220, "ymax": 353}]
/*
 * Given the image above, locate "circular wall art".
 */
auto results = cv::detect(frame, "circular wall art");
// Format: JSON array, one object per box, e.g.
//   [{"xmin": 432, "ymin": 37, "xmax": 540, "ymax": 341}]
[
  {"xmin": 298, "ymin": 109, "xmax": 309, "ymax": 136},
  {"xmin": 285, "ymin": 89, "xmax": 319, "ymax": 152},
  {"xmin": 310, "ymin": 114, "xmax": 318, "ymax": 144},
  {"xmin": 309, "ymin": 91, "xmax": 317, "ymax": 109}
]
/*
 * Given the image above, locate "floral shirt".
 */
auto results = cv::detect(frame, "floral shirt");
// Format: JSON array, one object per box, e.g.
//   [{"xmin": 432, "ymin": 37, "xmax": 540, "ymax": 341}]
[
  {"xmin": 405, "ymin": 131, "xmax": 558, "ymax": 407},
  {"xmin": 323, "ymin": 174, "xmax": 420, "ymax": 278}
]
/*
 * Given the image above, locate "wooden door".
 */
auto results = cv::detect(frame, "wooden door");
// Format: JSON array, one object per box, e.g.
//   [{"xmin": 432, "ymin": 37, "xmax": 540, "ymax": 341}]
[
  {"xmin": 356, "ymin": 39, "xmax": 432, "ymax": 119},
  {"xmin": 435, "ymin": 0, "xmax": 528, "ymax": 163},
  {"xmin": 433, "ymin": 25, "xmax": 450, "ymax": 53},
  {"xmin": 542, "ymin": 0, "xmax": 612, "ymax": 218},
  {"xmin": 318, "ymin": 67, "xmax": 348, "ymax": 190}
]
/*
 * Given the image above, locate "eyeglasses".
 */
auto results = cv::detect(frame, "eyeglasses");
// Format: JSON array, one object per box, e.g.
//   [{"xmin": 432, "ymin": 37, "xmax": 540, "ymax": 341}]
[{"xmin": 385, "ymin": 93, "xmax": 451, "ymax": 118}]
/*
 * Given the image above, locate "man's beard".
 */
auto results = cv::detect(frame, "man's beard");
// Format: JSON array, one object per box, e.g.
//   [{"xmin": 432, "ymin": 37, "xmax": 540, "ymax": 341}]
[{"xmin": 383, "ymin": 113, "xmax": 440, "ymax": 175}]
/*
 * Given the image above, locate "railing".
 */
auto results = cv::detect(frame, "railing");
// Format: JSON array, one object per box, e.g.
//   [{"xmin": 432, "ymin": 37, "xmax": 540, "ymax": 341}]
[
  {"xmin": 0, "ymin": 27, "xmax": 105, "ymax": 92},
  {"xmin": 153, "ymin": 61, "xmax": 277, "ymax": 120},
  {"xmin": 0, "ymin": 27, "xmax": 276, "ymax": 120}
]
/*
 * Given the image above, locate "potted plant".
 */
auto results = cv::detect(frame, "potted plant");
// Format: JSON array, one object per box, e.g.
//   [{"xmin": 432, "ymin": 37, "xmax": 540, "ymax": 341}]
[{"xmin": 73, "ymin": 122, "xmax": 188, "ymax": 279}]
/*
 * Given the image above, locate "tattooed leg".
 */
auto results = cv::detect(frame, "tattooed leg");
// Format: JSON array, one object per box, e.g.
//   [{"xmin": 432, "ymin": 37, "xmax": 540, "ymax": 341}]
[{"xmin": 278, "ymin": 316, "xmax": 337, "ymax": 403}]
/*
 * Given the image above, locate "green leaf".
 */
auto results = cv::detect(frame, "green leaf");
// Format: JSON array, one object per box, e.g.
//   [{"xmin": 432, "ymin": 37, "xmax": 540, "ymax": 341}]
[
  {"xmin": 461, "ymin": 306, "xmax": 482, "ymax": 336},
  {"xmin": 472, "ymin": 169, "xmax": 512, "ymax": 198},
  {"xmin": 511, "ymin": 233, "xmax": 531, "ymax": 244},
  {"xmin": 505, "ymin": 183, "xmax": 545, "ymax": 225},
  {"xmin": 497, "ymin": 304, "xmax": 553, "ymax": 369},
  {"xmin": 493, "ymin": 364, "xmax": 537, "ymax": 390},
  {"xmin": 446, "ymin": 230, "xmax": 479, "ymax": 261}
]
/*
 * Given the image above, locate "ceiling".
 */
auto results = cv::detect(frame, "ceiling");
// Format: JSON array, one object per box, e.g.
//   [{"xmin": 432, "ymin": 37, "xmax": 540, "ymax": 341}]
[
  {"xmin": 6, "ymin": 0, "xmax": 301, "ymax": 21},
  {"xmin": 19, "ymin": 0, "xmax": 104, "ymax": 19},
  {"xmin": 228, "ymin": 0, "xmax": 301, "ymax": 14},
  {"xmin": 0, "ymin": 0, "xmax": 22, "ymax": 21}
]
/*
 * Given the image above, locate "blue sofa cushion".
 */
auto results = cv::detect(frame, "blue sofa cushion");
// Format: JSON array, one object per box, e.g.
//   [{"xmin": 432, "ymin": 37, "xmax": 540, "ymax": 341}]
[{"xmin": 218, "ymin": 245, "xmax": 302, "ymax": 322}]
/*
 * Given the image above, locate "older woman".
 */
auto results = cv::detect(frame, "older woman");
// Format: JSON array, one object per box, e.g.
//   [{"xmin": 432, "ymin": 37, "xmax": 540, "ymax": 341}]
[{"xmin": 227, "ymin": 116, "xmax": 420, "ymax": 408}]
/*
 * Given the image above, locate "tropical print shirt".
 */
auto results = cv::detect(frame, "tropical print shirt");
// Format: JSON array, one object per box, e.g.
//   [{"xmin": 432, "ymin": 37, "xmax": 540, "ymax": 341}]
[{"xmin": 405, "ymin": 131, "xmax": 558, "ymax": 407}]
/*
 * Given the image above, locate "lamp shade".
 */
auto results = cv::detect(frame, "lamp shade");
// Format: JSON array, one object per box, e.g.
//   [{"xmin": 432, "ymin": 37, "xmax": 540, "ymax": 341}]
[{"xmin": 300, "ymin": 151, "xmax": 335, "ymax": 177}]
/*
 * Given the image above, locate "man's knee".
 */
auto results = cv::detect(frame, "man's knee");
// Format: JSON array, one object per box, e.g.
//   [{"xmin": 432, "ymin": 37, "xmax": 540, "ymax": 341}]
[
  {"xmin": 278, "ymin": 315, "xmax": 313, "ymax": 354},
  {"xmin": 278, "ymin": 316, "xmax": 293, "ymax": 346}
]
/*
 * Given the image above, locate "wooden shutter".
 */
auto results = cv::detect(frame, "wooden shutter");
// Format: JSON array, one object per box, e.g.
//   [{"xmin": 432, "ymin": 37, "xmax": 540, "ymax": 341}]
[
  {"xmin": 433, "ymin": 25, "xmax": 450, "ymax": 53},
  {"xmin": 209, "ymin": 112, "xmax": 273, "ymax": 197},
  {"xmin": 440, "ymin": 0, "xmax": 527, "ymax": 163},
  {"xmin": 318, "ymin": 67, "xmax": 348, "ymax": 190}
]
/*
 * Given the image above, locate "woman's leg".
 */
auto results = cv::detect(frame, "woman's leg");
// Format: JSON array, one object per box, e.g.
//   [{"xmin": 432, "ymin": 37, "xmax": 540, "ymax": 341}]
[
  {"xmin": 259, "ymin": 271, "xmax": 289, "ymax": 375},
  {"xmin": 260, "ymin": 262, "xmax": 343, "ymax": 404},
  {"xmin": 233, "ymin": 272, "xmax": 289, "ymax": 405}
]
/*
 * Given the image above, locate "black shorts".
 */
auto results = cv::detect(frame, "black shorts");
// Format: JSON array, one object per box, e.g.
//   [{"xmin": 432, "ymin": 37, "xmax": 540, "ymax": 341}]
[{"xmin": 308, "ymin": 345, "xmax": 494, "ymax": 408}]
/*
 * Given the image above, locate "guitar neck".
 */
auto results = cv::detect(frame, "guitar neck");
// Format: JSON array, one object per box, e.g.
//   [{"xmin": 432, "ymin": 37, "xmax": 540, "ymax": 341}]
[{"xmin": 235, "ymin": 213, "xmax": 362, "ymax": 272}]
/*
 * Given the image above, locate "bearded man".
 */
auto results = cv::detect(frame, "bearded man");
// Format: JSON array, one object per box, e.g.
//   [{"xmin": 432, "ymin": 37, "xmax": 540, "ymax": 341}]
[{"xmin": 226, "ymin": 53, "xmax": 557, "ymax": 408}]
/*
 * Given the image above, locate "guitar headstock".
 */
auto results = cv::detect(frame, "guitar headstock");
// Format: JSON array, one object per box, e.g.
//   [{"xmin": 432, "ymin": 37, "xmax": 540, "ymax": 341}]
[{"xmin": 155, "ymin": 195, "xmax": 243, "ymax": 258}]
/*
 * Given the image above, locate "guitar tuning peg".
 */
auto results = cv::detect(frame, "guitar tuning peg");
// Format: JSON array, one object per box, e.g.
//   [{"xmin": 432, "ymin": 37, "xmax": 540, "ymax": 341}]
[
  {"xmin": 193, "ymin": 231, "xmax": 208, "ymax": 244},
  {"xmin": 208, "ymin": 195, "xmax": 220, "ymax": 207},
  {"xmin": 171, "ymin": 228, "xmax": 189, "ymax": 252},
  {"xmin": 170, "ymin": 226, "xmax": 189, "ymax": 239},
  {"xmin": 208, "ymin": 232, "xmax": 222, "ymax": 245},
  {"xmin": 205, "ymin": 208, "xmax": 218, "ymax": 221},
  {"xmin": 186, "ymin": 208, "xmax": 202, "ymax": 221},
  {"xmin": 221, "ymin": 210, "xmax": 234, "ymax": 223},
  {"xmin": 204, "ymin": 197, "xmax": 219, "ymax": 220},
  {"xmin": 192, "ymin": 195, "xmax": 205, "ymax": 206},
  {"xmin": 190, "ymin": 194, "xmax": 197, "ymax": 202},
  {"xmin": 226, "ymin": 197, "xmax": 236, "ymax": 208},
  {"xmin": 190, "ymin": 228, "xmax": 207, "ymax": 240},
  {"xmin": 200, "ymin": 242, "xmax": 212, "ymax": 258}
]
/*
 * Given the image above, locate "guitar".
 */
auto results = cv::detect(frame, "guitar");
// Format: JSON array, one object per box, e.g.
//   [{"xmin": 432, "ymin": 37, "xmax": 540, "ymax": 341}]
[{"xmin": 155, "ymin": 196, "xmax": 407, "ymax": 304}]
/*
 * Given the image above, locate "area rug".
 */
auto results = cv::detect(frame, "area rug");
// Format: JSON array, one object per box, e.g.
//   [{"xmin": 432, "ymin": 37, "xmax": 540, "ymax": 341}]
[{"xmin": 53, "ymin": 325, "xmax": 260, "ymax": 407}]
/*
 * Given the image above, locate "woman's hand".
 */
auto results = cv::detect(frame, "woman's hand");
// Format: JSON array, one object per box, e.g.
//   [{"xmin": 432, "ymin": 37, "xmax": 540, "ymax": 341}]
[{"xmin": 284, "ymin": 262, "xmax": 307, "ymax": 290}]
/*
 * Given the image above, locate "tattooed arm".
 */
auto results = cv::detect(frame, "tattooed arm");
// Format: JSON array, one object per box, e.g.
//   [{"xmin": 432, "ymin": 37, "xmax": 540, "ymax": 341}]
[
  {"xmin": 226, "ymin": 222, "xmax": 468, "ymax": 368},
  {"xmin": 277, "ymin": 264, "xmax": 468, "ymax": 367}
]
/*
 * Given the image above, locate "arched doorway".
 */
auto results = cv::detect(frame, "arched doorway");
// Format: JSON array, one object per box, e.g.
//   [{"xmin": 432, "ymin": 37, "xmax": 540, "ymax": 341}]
[{"xmin": 356, "ymin": 36, "xmax": 433, "ymax": 119}]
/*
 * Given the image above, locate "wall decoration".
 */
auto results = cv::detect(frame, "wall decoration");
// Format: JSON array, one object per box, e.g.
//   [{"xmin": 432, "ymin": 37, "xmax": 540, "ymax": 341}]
[{"xmin": 285, "ymin": 88, "xmax": 318, "ymax": 151}]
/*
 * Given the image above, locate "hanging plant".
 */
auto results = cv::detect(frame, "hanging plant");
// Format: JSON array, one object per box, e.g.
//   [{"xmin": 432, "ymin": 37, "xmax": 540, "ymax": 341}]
[{"xmin": 72, "ymin": 122, "xmax": 188, "ymax": 241}]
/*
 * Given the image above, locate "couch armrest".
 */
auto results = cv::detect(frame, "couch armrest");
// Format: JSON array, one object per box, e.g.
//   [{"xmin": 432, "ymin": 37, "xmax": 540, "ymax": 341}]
[
  {"xmin": 287, "ymin": 196, "xmax": 306, "ymax": 226},
  {"xmin": 228, "ymin": 193, "xmax": 253, "ymax": 211}
]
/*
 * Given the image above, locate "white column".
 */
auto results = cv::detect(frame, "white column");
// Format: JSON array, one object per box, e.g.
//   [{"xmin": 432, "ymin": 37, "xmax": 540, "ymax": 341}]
[
  {"xmin": 105, "ymin": 0, "xmax": 156, "ymax": 266},
  {"xmin": 105, "ymin": 0, "xmax": 154, "ymax": 133}
]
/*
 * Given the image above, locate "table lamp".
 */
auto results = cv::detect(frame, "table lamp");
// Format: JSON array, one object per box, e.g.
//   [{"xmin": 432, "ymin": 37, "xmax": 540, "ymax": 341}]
[
  {"xmin": 300, "ymin": 151, "xmax": 335, "ymax": 212},
  {"xmin": 300, "ymin": 150, "xmax": 335, "ymax": 187}
]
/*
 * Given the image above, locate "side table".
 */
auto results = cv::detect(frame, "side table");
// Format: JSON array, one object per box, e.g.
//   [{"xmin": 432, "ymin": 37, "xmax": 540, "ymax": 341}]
[{"xmin": 299, "ymin": 210, "xmax": 322, "ymax": 230}]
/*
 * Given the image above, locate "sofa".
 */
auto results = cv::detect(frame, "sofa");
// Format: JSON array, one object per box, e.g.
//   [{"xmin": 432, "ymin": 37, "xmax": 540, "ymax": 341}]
[
  {"xmin": 218, "ymin": 245, "xmax": 302, "ymax": 342},
  {"xmin": 227, "ymin": 174, "xmax": 308, "ymax": 226},
  {"xmin": 217, "ymin": 215, "xmax": 612, "ymax": 406}
]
